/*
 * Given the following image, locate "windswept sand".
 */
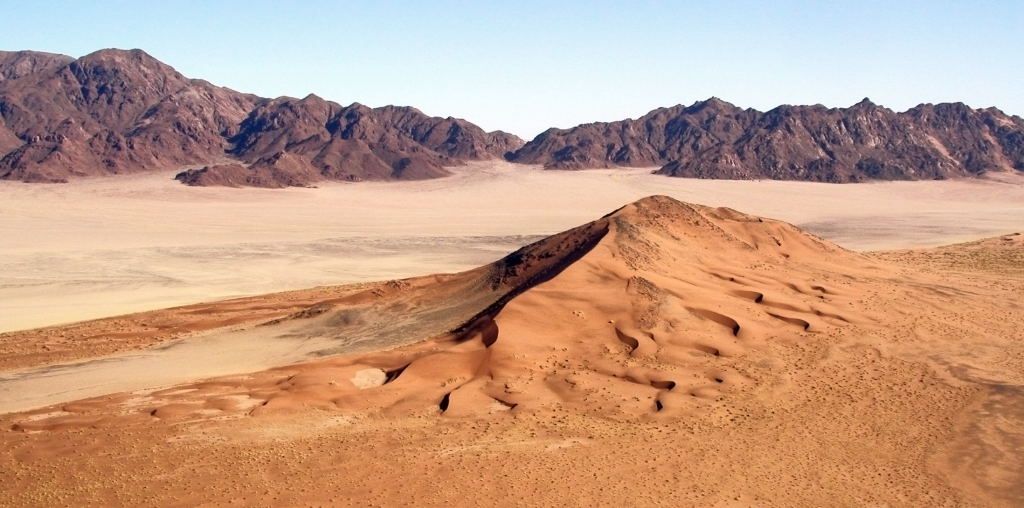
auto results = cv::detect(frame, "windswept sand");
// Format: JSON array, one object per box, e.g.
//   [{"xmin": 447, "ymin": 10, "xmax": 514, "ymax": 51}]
[
  {"xmin": 0, "ymin": 197, "xmax": 1022, "ymax": 506},
  {"xmin": 2, "ymin": 162, "xmax": 1023, "ymax": 332}
]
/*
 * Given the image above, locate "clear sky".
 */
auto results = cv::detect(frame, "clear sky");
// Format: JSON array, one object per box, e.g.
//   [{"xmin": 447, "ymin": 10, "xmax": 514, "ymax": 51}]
[{"xmin": 2, "ymin": 0, "xmax": 1021, "ymax": 138}]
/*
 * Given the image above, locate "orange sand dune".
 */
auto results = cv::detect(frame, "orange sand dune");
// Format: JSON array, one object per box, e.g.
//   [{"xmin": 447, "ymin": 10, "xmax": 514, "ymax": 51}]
[{"xmin": 1, "ymin": 197, "xmax": 1022, "ymax": 506}]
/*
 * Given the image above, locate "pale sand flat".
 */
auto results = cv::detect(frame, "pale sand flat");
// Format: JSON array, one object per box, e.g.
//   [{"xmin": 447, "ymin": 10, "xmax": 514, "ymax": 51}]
[{"xmin": 2, "ymin": 161, "xmax": 1023, "ymax": 333}]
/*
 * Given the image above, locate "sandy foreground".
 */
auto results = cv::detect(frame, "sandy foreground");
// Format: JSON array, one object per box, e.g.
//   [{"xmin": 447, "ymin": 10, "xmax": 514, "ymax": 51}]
[
  {"xmin": 2, "ymin": 162, "xmax": 1024, "ymax": 333},
  {"xmin": 0, "ymin": 195, "xmax": 1022, "ymax": 506}
]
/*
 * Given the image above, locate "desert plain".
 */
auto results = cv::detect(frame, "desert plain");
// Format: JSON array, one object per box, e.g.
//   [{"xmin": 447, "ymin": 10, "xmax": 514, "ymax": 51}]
[
  {"xmin": 3, "ymin": 161, "xmax": 1023, "ymax": 332},
  {"xmin": 0, "ymin": 163, "xmax": 1023, "ymax": 506}
]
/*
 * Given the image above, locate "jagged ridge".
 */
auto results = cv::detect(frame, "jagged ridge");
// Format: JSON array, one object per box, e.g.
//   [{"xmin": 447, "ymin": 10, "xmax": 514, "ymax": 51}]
[
  {"xmin": 0, "ymin": 49, "xmax": 522, "ymax": 185},
  {"xmin": 508, "ymin": 97, "xmax": 1024, "ymax": 182}
]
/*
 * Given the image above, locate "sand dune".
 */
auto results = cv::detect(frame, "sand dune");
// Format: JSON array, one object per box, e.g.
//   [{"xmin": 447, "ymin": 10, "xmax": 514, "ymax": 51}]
[
  {"xmin": 3, "ymin": 162, "xmax": 1024, "ymax": 333},
  {"xmin": 1, "ymin": 196, "xmax": 1022, "ymax": 505}
]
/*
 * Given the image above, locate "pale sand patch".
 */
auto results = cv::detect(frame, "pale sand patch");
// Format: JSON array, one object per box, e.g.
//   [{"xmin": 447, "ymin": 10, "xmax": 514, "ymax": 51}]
[
  {"xmin": 0, "ymin": 321, "xmax": 341, "ymax": 414},
  {"xmin": 350, "ymin": 368, "xmax": 386, "ymax": 389},
  {"xmin": 1, "ymin": 161, "xmax": 1022, "ymax": 332}
]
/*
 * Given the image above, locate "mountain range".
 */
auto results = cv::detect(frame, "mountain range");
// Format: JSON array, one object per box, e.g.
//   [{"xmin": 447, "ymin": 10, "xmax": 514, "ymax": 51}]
[
  {"xmin": 1, "ymin": 48, "xmax": 1022, "ymax": 186},
  {"xmin": 508, "ymin": 97, "xmax": 1024, "ymax": 182},
  {"xmin": 0, "ymin": 49, "xmax": 521, "ymax": 186}
]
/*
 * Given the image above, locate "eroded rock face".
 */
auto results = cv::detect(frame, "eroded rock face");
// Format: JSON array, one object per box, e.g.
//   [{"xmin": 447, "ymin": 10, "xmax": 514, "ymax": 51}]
[
  {"xmin": 508, "ymin": 97, "xmax": 1024, "ymax": 182},
  {"xmin": 0, "ymin": 49, "xmax": 522, "ymax": 186},
  {"xmin": 177, "ymin": 96, "xmax": 523, "ymax": 187},
  {"xmin": 0, "ymin": 49, "xmax": 259, "ymax": 183}
]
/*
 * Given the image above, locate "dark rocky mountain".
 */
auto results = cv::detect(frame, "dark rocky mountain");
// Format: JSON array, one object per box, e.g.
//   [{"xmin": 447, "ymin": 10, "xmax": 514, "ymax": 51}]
[
  {"xmin": 176, "ymin": 95, "xmax": 522, "ymax": 187},
  {"xmin": 508, "ymin": 98, "xmax": 1024, "ymax": 182},
  {"xmin": 4, "ymin": 48, "xmax": 1021, "ymax": 186},
  {"xmin": 0, "ymin": 49, "xmax": 258, "ymax": 182},
  {"xmin": 0, "ymin": 49, "xmax": 521, "ymax": 186}
]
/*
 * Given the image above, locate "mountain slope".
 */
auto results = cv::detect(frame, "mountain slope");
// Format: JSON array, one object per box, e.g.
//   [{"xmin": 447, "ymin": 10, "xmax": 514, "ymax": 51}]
[
  {"xmin": 509, "ymin": 98, "xmax": 1024, "ymax": 182},
  {"xmin": 175, "ymin": 95, "xmax": 523, "ymax": 187},
  {"xmin": 0, "ymin": 49, "xmax": 521, "ymax": 185},
  {"xmin": 4, "ymin": 49, "xmax": 1022, "ymax": 185},
  {"xmin": 0, "ymin": 49, "xmax": 258, "ymax": 182}
]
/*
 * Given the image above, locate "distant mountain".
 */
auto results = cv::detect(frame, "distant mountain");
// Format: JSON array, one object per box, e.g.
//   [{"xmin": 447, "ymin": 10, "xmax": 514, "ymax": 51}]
[
  {"xmin": 0, "ymin": 49, "xmax": 258, "ymax": 183},
  {"xmin": 507, "ymin": 98, "xmax": 1024, "ymax": 182},
  {"xmin": 4, "ymin": 49, "xmax": 1021, "ymax": 186},
  {"xmin": 0, "ymin": 49, "xmax": 521, "ymax": 186},
  {"xmin": 176, "ymin": 95, "xmax": 522, "ymax": 187}
]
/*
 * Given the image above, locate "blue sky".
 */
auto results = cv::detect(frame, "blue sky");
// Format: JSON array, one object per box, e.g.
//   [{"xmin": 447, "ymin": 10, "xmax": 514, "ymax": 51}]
[{"xmin": 2, "ymin": 0, "xmax": 1021, "ymax": 138}]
